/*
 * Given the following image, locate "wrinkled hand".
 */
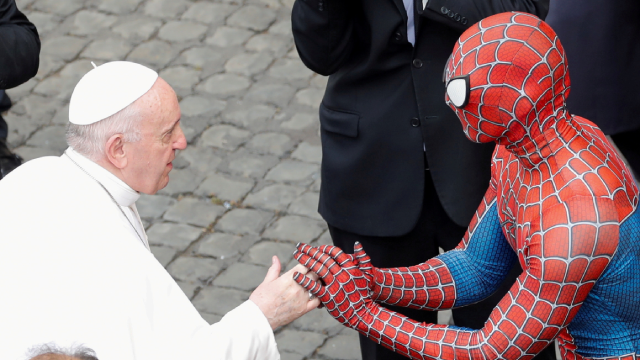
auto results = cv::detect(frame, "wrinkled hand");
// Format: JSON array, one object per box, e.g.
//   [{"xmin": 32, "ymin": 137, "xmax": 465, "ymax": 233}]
[
  {"xmin": 250, "ymin": 256, "xmax": 321, "ymax": 330},
  {"xmin": 292, "ymin": 243, "xmax": 374, "ymax": 330}
]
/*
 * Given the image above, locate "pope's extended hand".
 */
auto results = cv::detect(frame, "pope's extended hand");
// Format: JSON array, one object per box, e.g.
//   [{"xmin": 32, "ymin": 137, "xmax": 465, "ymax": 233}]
[
  {"xmin": 292, "ymin": 243, "xmax": 374, "ymax": 331},
  {"xmin": 249, "ymin": 256, "xmax": 321, "ymax": 330}
]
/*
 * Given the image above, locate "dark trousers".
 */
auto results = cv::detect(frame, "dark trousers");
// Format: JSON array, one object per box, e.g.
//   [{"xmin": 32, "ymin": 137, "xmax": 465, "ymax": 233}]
[
  {"xmin": 0, "ymin": 90, "xmax": 10, "ymax": 140},
  {"xmin": 611, "ymin": 127, "xmax": 640, "ymax": 179},
  {"xmin": 329, "ymin": 170, "xmax": 557, "ymax": 360}
]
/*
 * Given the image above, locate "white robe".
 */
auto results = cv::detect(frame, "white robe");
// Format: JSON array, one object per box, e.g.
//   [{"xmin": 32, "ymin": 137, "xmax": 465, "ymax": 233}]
[{"xmin": 0, "ymin": 148, "xmax": 279, "ymax": 360}]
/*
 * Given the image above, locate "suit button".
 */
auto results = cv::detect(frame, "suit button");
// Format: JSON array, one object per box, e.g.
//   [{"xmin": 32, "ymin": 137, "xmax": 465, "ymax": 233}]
[
  {"xmin": 441, "ymin": 6, "xmax": 448, "ymax": 14},
  {"xmin": 412, "ymin": 59, "xmax": 423, "ymax": 68},
  {"xmin": 455, "ymin": 14, "xmax": 461, "ymax": 22},
  {"xmin": 395, "ymin": 32, "xmax": 402, "ymax": 41},
  {"xmin": 461, "ymin": 17, "xmax": 468, "ymax": 25},
  {"xmin": 411, "ymin": 118, "xmax": 420, "ymax": 127}
]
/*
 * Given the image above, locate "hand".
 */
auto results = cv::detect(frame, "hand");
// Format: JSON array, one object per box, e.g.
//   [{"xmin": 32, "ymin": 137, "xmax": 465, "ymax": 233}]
[
  {"xmin": 249, "ymin": 256, "xmax": 321, "ymax": 330},
  {"xmin": 292, "ymin": 243, "xmax": 373, "ymax": 331},
  {"xmin": 300, "ymin": 243, "xmax": 377, "ymax": 296}
]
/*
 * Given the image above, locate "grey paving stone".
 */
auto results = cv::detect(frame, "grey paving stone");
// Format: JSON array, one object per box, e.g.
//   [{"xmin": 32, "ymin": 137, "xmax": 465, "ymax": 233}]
[
  {"xmin": 26, "ymin": 125, "xmax": 67, "ymax": 152},
  {"xmin": 13, "ymin": 146, "xmax": 60, "ymax": 161},
  {"xmin": 182, "ymin": 2, "xmax": 238, "ymax": 24},
  {"xmin": 244, "ymin": 83, "xmax": 296, "ymax": 108},
  {"xmin": 244, "ymin": 184, "xmax": 305, "ymax": 211},
  {"xmin": 33, "ymin": 0, "xmax": 84, "ymax": 16},
  {"xmin": 168, "ymin": 256, "xmax": 224, "ymax": 283},
  {"xmin": 98, "ymin": 0, "xmax": 145, "ymax": 14},
  {"xmin": 246, "ymin": 132, "xmax": 294, "ymax": 156},
  {"xmin": 27, "ymin": 12, "xmax": 62, "ymax": 35},
  {"xmin": 176, "ymin": 281, "xmax": 199, "ymax": 299},
  {"xmin": 150, "ymin": 245, "xmax": 178, "ymax": 267},
  {"xmin": 265, "ymin": 160, "xmax": 319, "ymax": 183},
  {"xmin": 280, "ymin": 112, "xmax": 318, "ymax": 131},
  {"xmin": 196, "ymin": 232, "xmax": 260, "ymax": 259},
  {"xmin": 137, "ymin": 194, "xmax": 176, "ymax": 219},
  {"xmin": 227, "ymin": 6, "xmax": 276, "ymax": 32},
  {"xmin": 276, "ymin": 329, "xmax": 327, "ymax": 356},
  {"xmin": 223, "ymin": 103, "xmax": 276, "ymax": 129},
  {"xmin": 146, "ymin": 222, "xmax": 204, "ymax": 250},
  {"xmin": 200, "ymin": 124, "xmax": 250, "ymax": 151},
  {"xmin": 9, "ymin": 94, "xmax": 58, "ymax": 126},
  {"xmin": 15, "ymin": 0, "xmax": 34, "ymax": 9},
  {"xmin": 70, "ymin": 10, "xmax": 118, "ymax": 36},
  {"xmin": 215, "ymin": 208, "xmax": 274, "ymax": 235},
  {"xmin": 317, "ymin": 329, "xmax": 362, "ymax": 360},
  {"xmin": 180, "ymin": 96, "xmax": 226, "ymax": 118},
  {"xmin": 194, "ymin": 173, "xmax": 254, "ymax": 201},
  {"xmin": 175, "ymin": 146, "xmax": 223, "ymax": 175},
  {"xmin": 312, "ymin": 231, "xmax": 332, "ymax": 246},
  {"xmin": 34, "ymin": 60, "xmax": 93, "ymax": 100},
  {"xmin": 163, "ymin": 197, "xmax": 226, "ymax": 227},
  {"xmin": 81, "ymin": 38, "xmax": 133, "ymax": 61},
  {"xmin": 158, "ymin": 21, "xmax": 208, "ymax": 43},
  {"xmin": 287, "ymin": 47, "xmax": 300, "ymax": 59},
  {"xmin": 158, "ymin": 167, "xmax": 206, "ymax": 195},
  {"xmin": 200, "ymin": 312, "xmax": 223, "ymax": 324},
  {"xmin": 290, "ymin": 308, "xmax": 344, "ymax": 337},
  {"xmin": 5, "ymin": 78, "xmax": 38, "ymax": 101},
  {"xmin": 212, "ymin": 262, "xmax": 266, "ymax": 290},
  {"xmin": 245, "ymin": 34, "xmax": 292, "ymax": 57},
  {"xmin": 206, "ymin": 26, "xmax": 253, "ymax": 47},
  {"xmin": 295, "ymin": 87, "xmax": 324, "ymax": 108},
  {"xmin": 41, "ymin": 36, "xmax": 89, "ymax": 61},
  {"xmin": 192, "ymin": 286, "xmax": 250, "ymax": 316},
  {"xmin": 225, "ymin": 52, "xmax": 274, "ymax": 77},
  {"xmin": 241, "ymin": 240, "xmax": 296, "ymax": 267},
  {"xmin": 143, "ymin": 0, "xmax": 188, "ymax": 18},
  {"xmin": 280, "ymin": 352, "xmax": 305, "ymax": 360},
  {"xmin": 5, "ymin": 115, "xmax": 36, "ymax": 148},
  {"xmin": 269, "ymin": 19, "xmax": 292, "ymax": 35},
  {"xmin": 268, "ymin": 58, "xmax": 313, "ymax": 81},
  {"xmin": 197, "ymin": 73, "xmax": 251, "ymax": 97},
  {"xmin": 127, "ymin": 40, "xmax": 176, "ymax": 68},
  {"xmin": 291, "ymin": 142, "xmax": 321, "ymax": 163},
  {"xmin": 263, "ymin": 215, "xmax": 326, "ymax": 243},
  {"xmin": 225, "ymin": 151, "xmax": 279, "ymax": 179},
  {"xmin": 159, "ymin": 66, "xmax": 201, "ymax": 93},
  {"xmin": 288, "ymin": 192, "xmax": 322, "ymax": 220},
  {"xmin": 112, "ymin": 18, "xmax": 162, "ymax": 42},
  {"xmin": 311, "ymin": 74, "xmax": 329, "ymax": 88},
  {"xmin": 175, "ymin": 47, "xmax": 225, "ymax": 73}
]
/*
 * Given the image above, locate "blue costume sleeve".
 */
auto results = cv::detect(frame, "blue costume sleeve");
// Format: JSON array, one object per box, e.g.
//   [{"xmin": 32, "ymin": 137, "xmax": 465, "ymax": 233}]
[{"xmin": 437, "ymin": 198, "xmax": 518, "ymax": 307}]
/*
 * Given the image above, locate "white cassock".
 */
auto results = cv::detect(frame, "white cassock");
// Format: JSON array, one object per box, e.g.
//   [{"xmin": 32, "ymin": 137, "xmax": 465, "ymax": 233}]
[{"xmin": 0, "ymin": 147, "xmax": 279, "ymax": 360}]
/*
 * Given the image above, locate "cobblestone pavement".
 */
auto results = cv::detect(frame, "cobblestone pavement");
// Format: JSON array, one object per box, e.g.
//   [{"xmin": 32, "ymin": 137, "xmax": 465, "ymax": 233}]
[{"xmin": 3, "ymin": 0, "xmax": 370, "ymax": 358}]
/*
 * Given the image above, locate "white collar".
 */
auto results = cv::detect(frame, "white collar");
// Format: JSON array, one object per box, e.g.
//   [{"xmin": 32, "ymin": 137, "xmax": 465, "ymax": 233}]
[{"xmin": 63, "ymin": 147, "xmax": 140, "ymax": 207}]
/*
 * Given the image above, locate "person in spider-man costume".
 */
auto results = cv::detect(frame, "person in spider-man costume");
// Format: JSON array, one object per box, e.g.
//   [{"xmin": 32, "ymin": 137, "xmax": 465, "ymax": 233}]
[{"xmin": 293, "ymin": 11, "xmax": 640, "ymax": 359}]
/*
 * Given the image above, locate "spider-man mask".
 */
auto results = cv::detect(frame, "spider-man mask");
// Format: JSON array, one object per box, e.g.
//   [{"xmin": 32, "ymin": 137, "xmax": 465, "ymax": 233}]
[{"xmin": 444, "ymin": 12, "xmax": 571, "ymax": 147}]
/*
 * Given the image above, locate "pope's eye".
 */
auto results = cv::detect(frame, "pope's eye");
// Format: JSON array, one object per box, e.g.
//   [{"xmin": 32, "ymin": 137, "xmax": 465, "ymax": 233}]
[{"xmin": 446, "ymin": 76, "xmax": 469, "ymax": 108}]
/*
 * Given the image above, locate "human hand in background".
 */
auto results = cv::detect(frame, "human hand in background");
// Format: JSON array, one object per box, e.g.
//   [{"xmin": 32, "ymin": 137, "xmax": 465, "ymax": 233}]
[{"xmin": 249, "ymin": 256, "xmax": 321, "ymax": 330}]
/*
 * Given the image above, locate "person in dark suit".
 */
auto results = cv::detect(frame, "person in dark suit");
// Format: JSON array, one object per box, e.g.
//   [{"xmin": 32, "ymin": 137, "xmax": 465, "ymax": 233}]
[
  {"xmin": 0, "ymin": 0, "xmax": 40, "ymax": 178},
  {"xmin": 292, "ymin": 1, "xmax": 555, "ymax": 359},
  {"xmin": 546, "ymin": 0, "xmax": 640, "ymax": 177}
]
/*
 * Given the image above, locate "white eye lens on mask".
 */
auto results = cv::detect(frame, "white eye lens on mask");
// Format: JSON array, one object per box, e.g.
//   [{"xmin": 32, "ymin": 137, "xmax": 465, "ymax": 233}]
[{"xmin": 446, "ymin": 75, "xmax": 470, "ymax": 108}]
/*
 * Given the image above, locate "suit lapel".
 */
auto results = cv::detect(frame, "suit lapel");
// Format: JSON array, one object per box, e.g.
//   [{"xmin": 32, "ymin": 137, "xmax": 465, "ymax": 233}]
[{"xmin": 391, "ymin": 0, "xmax": 408, "ymax": 23}]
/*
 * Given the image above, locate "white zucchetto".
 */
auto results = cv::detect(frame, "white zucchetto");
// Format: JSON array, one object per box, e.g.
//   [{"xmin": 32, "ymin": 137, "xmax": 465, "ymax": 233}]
[{"xmin": 69, "ymin": 61, "xmax": 158, "ymax": 125}]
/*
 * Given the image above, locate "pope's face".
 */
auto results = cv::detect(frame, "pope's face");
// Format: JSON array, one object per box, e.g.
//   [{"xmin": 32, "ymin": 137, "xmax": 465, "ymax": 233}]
[{"xmin": 122, "ymin": 78, "xmax": 186, "ymax": 194}]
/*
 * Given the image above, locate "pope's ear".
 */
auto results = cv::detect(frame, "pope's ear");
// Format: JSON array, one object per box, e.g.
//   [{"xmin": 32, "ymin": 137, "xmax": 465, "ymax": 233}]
[{"xmin": 104, "ymin": 134, "xmax": 127, "ymax": 169}]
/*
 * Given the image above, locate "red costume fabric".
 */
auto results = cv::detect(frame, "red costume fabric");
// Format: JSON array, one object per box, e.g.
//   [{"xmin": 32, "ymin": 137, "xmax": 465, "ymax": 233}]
[{"xmin": 294, "ymin": 12, "xmax": 640, "ymax": 359}]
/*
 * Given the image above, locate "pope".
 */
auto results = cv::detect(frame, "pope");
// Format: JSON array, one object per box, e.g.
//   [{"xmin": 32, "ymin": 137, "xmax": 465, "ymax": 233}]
[{"xmin": 0, "ymin": 61, "xmax": 320, "ymax": 359}]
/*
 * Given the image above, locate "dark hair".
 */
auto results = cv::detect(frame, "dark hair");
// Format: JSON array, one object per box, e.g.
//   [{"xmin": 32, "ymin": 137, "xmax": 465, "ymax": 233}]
[{"xmin": 25, "ymin": 343, "xmax": 99, "ymax": 360}]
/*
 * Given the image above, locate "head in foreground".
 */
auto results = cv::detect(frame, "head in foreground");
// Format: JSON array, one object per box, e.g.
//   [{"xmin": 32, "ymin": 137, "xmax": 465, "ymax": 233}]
[{"xmin": 65, "ymin": 61, "xmax": 187, "ymax": 195}]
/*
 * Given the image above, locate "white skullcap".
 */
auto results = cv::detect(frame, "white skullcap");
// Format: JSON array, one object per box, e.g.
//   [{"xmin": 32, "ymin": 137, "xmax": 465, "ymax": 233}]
[{"xmin": 69, "ymin": 61, "xmax": 158, "ymax": 125}]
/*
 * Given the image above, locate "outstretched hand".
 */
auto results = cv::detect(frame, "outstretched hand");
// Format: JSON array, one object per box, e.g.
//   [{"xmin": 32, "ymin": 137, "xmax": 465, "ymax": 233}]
[
  {"xmin": 249, "ymin": 256, "xmax": 321, "ymax": 330},
  {"xmin": 292, "ymin": 243, "xmax": 374, "ymax": 330}
]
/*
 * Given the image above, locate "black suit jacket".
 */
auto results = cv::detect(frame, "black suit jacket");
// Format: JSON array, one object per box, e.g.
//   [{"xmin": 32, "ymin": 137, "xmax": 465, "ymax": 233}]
[
  {"xmin": 0, "ymin": 0, "xmax": 40, "ymax": 89},
  {"xmin": 546, "ymin": 0, "xmax": 640, "ymax": 135},
  {"xmin": 292, "ymin": 0, "xmax": 549, "ymax": 236}
]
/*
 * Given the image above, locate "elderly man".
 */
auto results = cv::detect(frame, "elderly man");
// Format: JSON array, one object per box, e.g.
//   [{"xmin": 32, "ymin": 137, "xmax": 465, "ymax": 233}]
[{"xmin": 0, "ymin": 61, "xmax": 319, "ymax": 360}]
